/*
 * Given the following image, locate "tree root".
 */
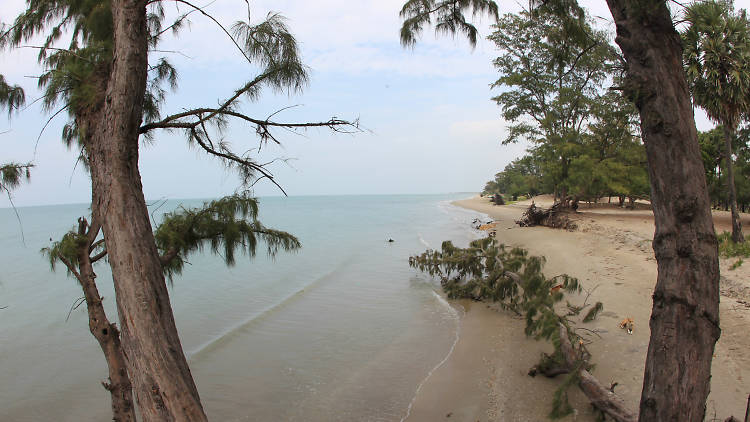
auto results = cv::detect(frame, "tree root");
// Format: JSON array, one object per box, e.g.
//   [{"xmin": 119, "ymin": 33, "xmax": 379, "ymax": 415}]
[{"xmin": 515, "ymin": 203, "xmax": 577, "ymax": 231}]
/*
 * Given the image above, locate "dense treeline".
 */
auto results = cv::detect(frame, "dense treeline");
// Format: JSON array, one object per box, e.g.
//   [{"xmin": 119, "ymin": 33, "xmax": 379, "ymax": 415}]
[
  {"xmin": 482, "ymin": 9, "xmax": 650, "ymax": 207},
  {"xmin": 487, "ymin": 123, "xmax": 750, "ymax": 211},
  {"xmin": 484, "ymin": 2, "xmax": 750, "ymax": 214}
]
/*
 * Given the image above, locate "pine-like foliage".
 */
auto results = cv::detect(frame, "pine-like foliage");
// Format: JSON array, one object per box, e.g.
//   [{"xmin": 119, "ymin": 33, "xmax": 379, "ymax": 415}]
[
  {"xmin": 41, "ymin": 230, "xmax": 88, "ymax": 274},
  {"xmin": 1, "ymin": 0, "xmax": 175, "ymax": 151},
  {"xmin": 409, "ymin": 237, "xmax": 604, "ymax": 418},
  {"xmin": 410, "ymin": 237, "xmax": 579, "ymax": 334},
  {"xmin": 2, "ymin": 1, "xmax": 354, "ymax": 188},
  {"xmin": 43, "ymin": 194, "xmax": 301, "ymax": 282},
  {"xmin": 399, "ymin": 0, "xmax": 499, "ymax": 48},
  {"xmin": 0, "ymin": 72, "xmax": 32, "ymax": 197},
  {"xmin": 0, "ymin": 162, "xmax": 33, "ymax": 192},
  {"xmin": 154, "ymin": 194, "xmax": 301, "ymax": 280},
  {"xmin": 0, "ymin": 74, "xmax": 25, "ymax": 116}
]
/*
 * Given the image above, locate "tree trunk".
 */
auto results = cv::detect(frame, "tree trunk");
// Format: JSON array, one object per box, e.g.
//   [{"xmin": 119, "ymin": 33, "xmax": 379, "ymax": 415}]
[
  {"xmin": 723, "ymin": 125, "xmax": 744, "ymax": 243},
  {"xmin": 83, "ymin": 1, "xmax": 208, "ymax": 420},
  {"xmin": 560, "ymin": 157, "xmax": 570, "ymax": 207},
  {"xmin": 605, "ymin": 1, "xmax": 721, "ymax": 421},
  {"xmin": 74, "ymin": 218, "xmax": 136, "ymax": 422}
]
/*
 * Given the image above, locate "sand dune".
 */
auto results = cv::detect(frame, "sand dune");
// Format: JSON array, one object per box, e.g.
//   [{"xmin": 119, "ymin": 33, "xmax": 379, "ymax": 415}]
[{"xmin": 404, "ymin": 195, "xmax": 750, "ymax": 422}]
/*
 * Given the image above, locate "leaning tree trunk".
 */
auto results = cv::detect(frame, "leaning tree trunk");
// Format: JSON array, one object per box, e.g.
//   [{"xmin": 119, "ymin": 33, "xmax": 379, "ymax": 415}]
[
  {"xmin": 82, "ymin": 0, "xmax": 208, "ymax": 420},
  {"xmin": 74, "ymin": 218, "xmax": 136, "ymax": 422},
  {"xmin": 605, "ymin": 1, "xmax": 721, "ymax": 421},
  {"xmin": 723, "ymin": 125, "xmax": 744, "ymax": 243}
]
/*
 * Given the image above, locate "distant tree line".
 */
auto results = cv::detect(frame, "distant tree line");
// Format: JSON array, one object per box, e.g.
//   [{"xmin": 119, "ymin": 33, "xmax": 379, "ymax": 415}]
[{"xmin": 483, "ymin": 1, "xmax": 750, "ymax": 218}]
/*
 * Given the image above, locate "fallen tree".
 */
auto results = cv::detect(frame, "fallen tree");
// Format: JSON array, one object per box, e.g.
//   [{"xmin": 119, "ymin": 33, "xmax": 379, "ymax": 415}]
[
  {"xmin": 515, "ymin": 202, "xmax": 577, "ymax": 231},
  {"xmin": 409, "ymin": 237, "xmax": 634, "ymax": 420}
]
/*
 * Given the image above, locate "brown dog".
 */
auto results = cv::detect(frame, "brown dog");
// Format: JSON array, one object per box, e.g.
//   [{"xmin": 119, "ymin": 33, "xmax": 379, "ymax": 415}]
[{"xmin": 619, "ymin": 318, "xmax": 634, "ymax": 334}]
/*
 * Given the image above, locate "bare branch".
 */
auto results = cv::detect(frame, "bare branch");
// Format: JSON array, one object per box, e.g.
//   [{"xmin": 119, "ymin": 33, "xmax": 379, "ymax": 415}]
[
  {"xmin": 90, "ymin": 249, "xmax": 108, "ymax": 263},
  {"xmin": 35, "ymin": 103, "xmax": 69, "ymax": 157},
  {"xmin": 169, "ymin": 0, "xmax": 253, "ymax": 64}
]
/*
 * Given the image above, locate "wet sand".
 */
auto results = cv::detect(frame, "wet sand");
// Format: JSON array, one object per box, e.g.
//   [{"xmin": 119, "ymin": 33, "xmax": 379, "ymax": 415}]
[{"xmin": 404, "ymin": 195, "xmax": 750, "ymax": 421}]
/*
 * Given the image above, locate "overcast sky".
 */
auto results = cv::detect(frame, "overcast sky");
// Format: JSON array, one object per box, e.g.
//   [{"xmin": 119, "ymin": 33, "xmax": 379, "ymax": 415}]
[{"xmin": 1, "ymin": 0, "xmax": 717, "ymax": 207}]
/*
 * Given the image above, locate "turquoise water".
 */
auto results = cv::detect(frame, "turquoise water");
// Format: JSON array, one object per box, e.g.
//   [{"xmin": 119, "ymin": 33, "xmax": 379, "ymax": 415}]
[{"xmin": 0, "ymin": 194, "xmax": 486, "ymax": 421}]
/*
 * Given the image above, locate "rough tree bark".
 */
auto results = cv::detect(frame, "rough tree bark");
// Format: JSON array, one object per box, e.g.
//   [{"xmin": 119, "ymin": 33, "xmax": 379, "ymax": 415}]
[
  {"xmin": 60, "ymin": 217, "xmax": 136, "ymax": 422},
  {"xmin": 605, "ymin": 1, "xmax": 721, "ymax": 421},
  {"xmin": 81, "ymin": 0, "xmax": 208, "ymax": 420},
  {"xmin": 723, "ymin": 125, "xmax": 744, "ymax": 243}
]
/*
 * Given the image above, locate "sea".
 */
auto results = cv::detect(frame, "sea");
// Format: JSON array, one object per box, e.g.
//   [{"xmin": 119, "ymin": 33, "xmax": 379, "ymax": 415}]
[{"xmin": 0, "ymin": 194, "xmax": 488, "ymax": 421}]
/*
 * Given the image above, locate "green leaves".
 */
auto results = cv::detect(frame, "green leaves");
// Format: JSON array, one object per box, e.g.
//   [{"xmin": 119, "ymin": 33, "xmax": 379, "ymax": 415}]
[
  {"xmin": 42, "ymin": 194, "xmax": 301, "ymax": 282},
  {"xmin": 231, "ymin": 13, "xmax": 309, "ymax": 95},
  {"xmin": 399, "ymin": 0, "xmax": 499, "ymax": 48},
  {"xmin": 0, "ymin": 162, "xmax": 33, "ymax": 193},
  {"xmin": 41, "ymin": 230, "xmax": 87, "ymax": 275},
  {"xmin": 409, "ymin": 236, "xmax": 602, "ymax": 418},
  {"xmin": 483, "ymin": 156, "xmax": 543, "ymax": 199},
  {"xmin": 0, "ymin": 75, "xmax": 25, "ymax": 117},
  {"xmin": 409, "ymin": 237, "xmax": 583, "ymax": 333},
  {"xmin": 489, "ymin": 9, "xmax": 623, "ymax": 200},
  {"xmin": 154, "ymin": 194, "xmax": 301, "ymax": 280},
  {"xmin": 683, "ymin": 1, "xmax": 750, "ymax": 130}
]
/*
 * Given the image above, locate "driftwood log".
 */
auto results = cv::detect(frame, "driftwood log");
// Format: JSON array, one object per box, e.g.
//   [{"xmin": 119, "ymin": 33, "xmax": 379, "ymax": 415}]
[
  {"xmin": 557, "ymin": 323, "xmax": 636, "ymax": 422},
  {"xmin": 529, "ymin": 323, "xmax": 636, "ymax": 422},
  {"xmin": 515, "ymin": 203, "xmax": 577, "ymax": 231}
]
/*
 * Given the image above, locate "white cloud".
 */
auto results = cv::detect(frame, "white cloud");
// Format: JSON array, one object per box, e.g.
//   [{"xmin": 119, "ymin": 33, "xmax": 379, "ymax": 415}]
[{"xmin": 151, "ymin": 0, "xmax": 498, "ymax": 78}]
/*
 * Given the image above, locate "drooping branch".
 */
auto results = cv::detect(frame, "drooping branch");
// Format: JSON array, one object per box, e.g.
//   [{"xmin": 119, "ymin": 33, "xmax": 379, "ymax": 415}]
[
  {"xmin": 188, "ymin": 125, "xmax": 289, "ymax": 194},
  {"xmin": 0, "ymin": 162, "xmax": 33, "ymax": 191},
  {"xmin": 154, "ymin": 194, "xmax": 302, "ymax": 280},
  {"xmin": 399, "ymin": 0, "xmax": 499, "ymax": 48},
  {"xmin": 0, "ymin": 74, "xmax": 25, "ymax": 117}
]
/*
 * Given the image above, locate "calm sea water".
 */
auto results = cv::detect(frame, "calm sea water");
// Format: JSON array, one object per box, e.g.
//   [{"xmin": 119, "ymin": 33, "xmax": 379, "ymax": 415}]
[{"xmin": 0, "ymin": 194, "xmax": 486, "ymax": 421}]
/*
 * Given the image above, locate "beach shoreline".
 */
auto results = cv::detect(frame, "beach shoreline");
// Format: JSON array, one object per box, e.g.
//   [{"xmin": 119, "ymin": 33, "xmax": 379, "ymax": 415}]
[{"xmin": 404, "ymin": 195, "xmax": 750, "ymax": 422}]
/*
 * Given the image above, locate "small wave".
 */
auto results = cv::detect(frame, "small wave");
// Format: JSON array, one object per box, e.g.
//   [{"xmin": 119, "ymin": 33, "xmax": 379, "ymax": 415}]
[
  {"xmin": 399, "ymin": 291, "xmax": 463, "ymax": 422},
  {"xmin": 187, "ymin": 255, "xmax": 358, "ymax": 360},
  {"xmin": 417, "ymin": 233, "xmax": 431, "ymax": 249}
]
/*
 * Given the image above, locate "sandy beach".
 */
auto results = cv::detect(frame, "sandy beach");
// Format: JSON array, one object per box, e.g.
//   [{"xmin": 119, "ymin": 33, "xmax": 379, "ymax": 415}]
[{"xmin": 404, "ymin": 195, "xmax": 750, "ymax": 422}]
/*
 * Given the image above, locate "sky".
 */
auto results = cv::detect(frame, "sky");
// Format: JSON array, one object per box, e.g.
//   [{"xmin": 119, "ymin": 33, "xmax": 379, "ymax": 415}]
[{"xmin": 1, "ymin": 0, "xmax": 719, "ymax": 207}]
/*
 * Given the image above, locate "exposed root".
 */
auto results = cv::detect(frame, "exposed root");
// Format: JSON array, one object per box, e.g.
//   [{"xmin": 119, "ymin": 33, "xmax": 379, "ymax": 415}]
[{"xmin": 515, "ymin": 203, "xmax": 577, "ymax": 231}]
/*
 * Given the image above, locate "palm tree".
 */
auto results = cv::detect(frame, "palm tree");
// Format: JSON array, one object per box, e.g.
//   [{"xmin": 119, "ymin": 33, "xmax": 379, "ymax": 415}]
[{"xmin": 683, "ymin": 1, "xmax": 750, "ymax": 243}]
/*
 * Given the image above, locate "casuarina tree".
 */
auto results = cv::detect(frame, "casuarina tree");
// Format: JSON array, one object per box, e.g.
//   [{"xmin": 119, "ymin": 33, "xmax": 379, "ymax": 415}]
[
  {"xmin": 400, "ymin": 1, "xmax": 721, "ymax": 420},
  {"xmin": 42, "ymin": 194, "xmax": 301, "ymax": 421},
  {"xmin": 2, "ymin": 1, "xmax": 356, "ymax": 420}
]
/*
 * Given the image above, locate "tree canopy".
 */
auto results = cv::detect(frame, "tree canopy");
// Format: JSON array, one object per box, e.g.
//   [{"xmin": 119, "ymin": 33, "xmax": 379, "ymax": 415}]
[{"xmin": 484, "ymin": 9, "xmax": 647, "ymax": 205}]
